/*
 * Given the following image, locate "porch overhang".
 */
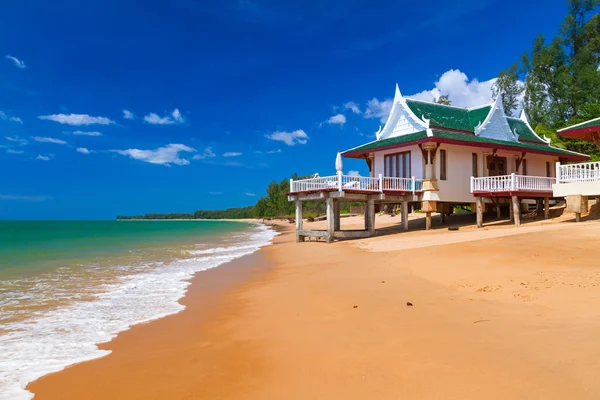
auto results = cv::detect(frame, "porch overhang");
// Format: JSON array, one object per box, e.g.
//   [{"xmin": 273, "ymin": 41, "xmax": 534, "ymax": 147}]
[{"xmin": 471, "ymin": 191, "xmax": 553, "ymax": 198}]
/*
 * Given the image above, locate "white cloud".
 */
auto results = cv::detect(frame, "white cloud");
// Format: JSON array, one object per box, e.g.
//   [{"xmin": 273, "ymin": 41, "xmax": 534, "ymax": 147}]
[
  {"xmin": 6, "ymin": 149, "xmax": 24, "ymax": 154},
  {"xmin": 365, "ymin": 98, "xmax": 393, "ymax": 123},
  {"xmin": 407, "ymin": 69, "xmax": 496, "ymax": 108},
  {"xmin": 31, "ymin": 136, "xmax": 67, "ymax": 145},
  {"xmin": 76, "ymin": 147, "xmax": 91, "ymax": 154},
  {"xmin": 36, "ymin": 155, "xmax": 51, "ymax": 161},
  {"xmin": 0, "ymin": 194, "xmax": 49, "ymax": 202},
  {"xmin": 265, "ymin": 129, "xmax": 308, "ymax": 146},
  {"xmin": 347, "ymin": 170, "xmax": 360, "ymax": 177},
  {"xmin": 192, "ymin": 147, "xmax": 217, "ymax": 160},
  {"xmin": 123, "ymin": 109, "xmax": 134, "ymax": 120},
  {"xmin": 326, "ymin": 113, "xmax": 346, "ymax": 125},
  {"xmin": 172, "ymin": 108, "xmax": 184, "ymax": 123},
  {"xmin": 344, "ymin": 101, "xmax": 361, "ymax": 114},
  {"xmin": 255, "ymin": 149, "xmax": 282, "ymax": 154},
  {"xmin": 143, "ymin": 108, "xmax": 184, "ymax": 125},
  {"xmin": 245, "ymin": 192, "xmax": 256, "ymax": 197},
  {"xmin": 38, "ymin": 114, "xmax": 115, "ymax": 126},
  {"xmin": 112, "ymin": 143, "xmax": 195, "ymax": 166},
  {"xmin": 5, "ymin": 55, "xmax": 26, "ymax": 69},
  {"xmin": 5, "ymin": 136, "xmax": 27, "ymax": 146},
  {"xmin": 0, "ymin": 111, "xmax": 22, "ymax": 123},
  {"xmin": 223, "ymin": 152, "xmax": 242, "ymax": 157},
  {"xmin": 72, "ymin": 130, "xmax": 102, "ymax": 136}
]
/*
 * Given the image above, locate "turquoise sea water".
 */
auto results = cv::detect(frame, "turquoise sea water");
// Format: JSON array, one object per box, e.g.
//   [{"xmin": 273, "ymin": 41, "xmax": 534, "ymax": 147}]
[
  {"xmin": 0, "ymin": 220, "xmax": 277, "ymax": 400},
  {"xmin": 0, "ymin": 220, "xmax": 250, "ymax": 278}
]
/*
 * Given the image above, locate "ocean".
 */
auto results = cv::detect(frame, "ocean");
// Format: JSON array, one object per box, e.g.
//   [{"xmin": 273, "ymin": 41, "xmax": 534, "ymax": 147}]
[{"xmin": 0, "ymin": 220, "xmax": 277, "ymax": 400}]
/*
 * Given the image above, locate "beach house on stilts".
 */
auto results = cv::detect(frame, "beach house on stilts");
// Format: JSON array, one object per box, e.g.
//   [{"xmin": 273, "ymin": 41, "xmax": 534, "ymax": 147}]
[{"xmin": 288, "ymin": 84, "xmax": 588, "ymax": 243}]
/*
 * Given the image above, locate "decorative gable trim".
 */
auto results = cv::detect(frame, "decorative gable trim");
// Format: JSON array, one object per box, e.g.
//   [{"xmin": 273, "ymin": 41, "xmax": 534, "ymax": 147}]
[
  {"xmin": 520, "ymin": 110, "xmax": 551, "ymax": 144},
  {"xmin": 474, "ymin": 93, "xmax": 517, "ymax": 142},
  {"xmin": 376, "ymin": 84, "xmax": 429, "ymax": 140}
]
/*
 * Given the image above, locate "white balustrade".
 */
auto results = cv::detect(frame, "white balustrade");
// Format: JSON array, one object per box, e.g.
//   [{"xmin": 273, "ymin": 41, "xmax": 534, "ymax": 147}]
[
  {"xmin": 471, "ymin": 173, "xmax": 554, "ymax": 193},
  {"xmin": 557, "ymin": 161, "xmax": 600, "ymax": 183},
  {"xmin": 290, "ymin": 174, "xmax": 424, "ymax": 193}
]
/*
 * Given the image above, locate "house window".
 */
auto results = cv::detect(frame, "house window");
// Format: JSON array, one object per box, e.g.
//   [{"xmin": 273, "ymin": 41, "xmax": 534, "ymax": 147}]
[
  {"xmin": 472, "ymin": 153, "xmax": 478, "ymax": 177},
  {"xmin": 384, "ymin": 151, "xmax": 411, "ymax": 178},
  {"xmin": 440, "ymin": 149, "xmax": 447, "ymax": 180},
  {"xmin": 522, "ymin": 159, "xmax": 527, "ymax": 175},
  {"xmin": 546, "ymin": 161, "xmax": 551, "ymax": 177}
]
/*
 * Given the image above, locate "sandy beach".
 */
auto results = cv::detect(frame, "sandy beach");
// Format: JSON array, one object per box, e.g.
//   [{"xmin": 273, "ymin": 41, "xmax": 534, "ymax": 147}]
[{"xmin": 29, "ymin": 211, "xmax": 600, "ymax": 399}]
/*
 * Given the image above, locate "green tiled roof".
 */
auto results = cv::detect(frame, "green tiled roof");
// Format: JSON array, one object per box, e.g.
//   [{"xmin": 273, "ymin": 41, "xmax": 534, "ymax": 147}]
[
  {"xmin": 342, "ymin": 129, "xmax": 587, "ymax": 159},
  {"xmin": 405, "ymin": 100, "xmax": 491, "ymax": 132},
  {"xmin": 557, "ymin": 117, "xmax": 600, "ymax": 132},
  {"xmin": 506, "ymin": 117, "xmax": 546, "ymax": 144},
  {"xmin": 431, "ymin": 130, "xmax": 583, "ymax": 157},
  {"xmin": 342, "ymin": 131, "xmax": 428, "ymax": 154}
]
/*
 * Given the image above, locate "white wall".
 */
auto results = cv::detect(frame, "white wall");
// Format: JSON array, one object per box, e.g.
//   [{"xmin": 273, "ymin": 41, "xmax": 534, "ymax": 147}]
[
  {"xmin": 372, "ymin": 143, "xmax": 559, "ymax": 203},
  {"xmin": 373, "ymin": 145, "xmax": 424, "ymax": 179}
]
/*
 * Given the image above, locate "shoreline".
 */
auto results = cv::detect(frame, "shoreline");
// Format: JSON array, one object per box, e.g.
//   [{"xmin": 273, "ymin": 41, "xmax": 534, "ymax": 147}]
[
  {"xmin": 28, "ymin": 217, "xmax": 600, "ymax": 399},
  {"xmin": 27, "ymin": 225, "xmax": 287, "ymax": 399}
]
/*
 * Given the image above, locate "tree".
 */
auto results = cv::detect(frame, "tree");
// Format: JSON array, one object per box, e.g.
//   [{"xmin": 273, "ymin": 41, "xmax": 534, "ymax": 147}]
[
  {"xmin": 435, "ymin": 95, "xmax": 451, "ymax": 105},
  {"xmin": 492, "ymin": 62, "xmax": 524, "ymax": 117}
]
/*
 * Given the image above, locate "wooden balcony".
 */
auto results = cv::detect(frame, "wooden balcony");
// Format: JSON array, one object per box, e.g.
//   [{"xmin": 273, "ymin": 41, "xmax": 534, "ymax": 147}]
[{"xmin": 471, "ymin": 174, "xmax": 554, "ymax": 198}]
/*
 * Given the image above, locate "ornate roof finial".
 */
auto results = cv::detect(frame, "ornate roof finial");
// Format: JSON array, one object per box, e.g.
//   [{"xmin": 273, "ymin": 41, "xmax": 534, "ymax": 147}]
[
  {"xmin": 394, "ymin": 83, "xmax": 402, "ymax": 103},
  {"xmin": 421, "ymin": 115, "xmax": 430, "ymax": 128}
]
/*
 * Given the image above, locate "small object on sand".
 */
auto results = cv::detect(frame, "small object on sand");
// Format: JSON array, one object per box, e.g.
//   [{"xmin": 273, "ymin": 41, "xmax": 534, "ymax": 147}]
[
  {"xmin": 353, "ymin": 305, "xmax": 358, "ymax": 308},
  {"xmin": 381, "ymin": 281, "xmax": 385, "ymax": 283},
  {"xmin": 406, "ymin": 302, "xmax": 413, "ymax": 307},
  {"xmin": 448, "ymin": 226, "xmax": 459, "ymax": 231}
]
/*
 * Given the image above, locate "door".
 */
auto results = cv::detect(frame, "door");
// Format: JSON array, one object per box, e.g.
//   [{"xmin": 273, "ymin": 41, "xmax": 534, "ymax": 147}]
[{"xmin": 487, "ymin": 156, "xmax": 507, "ymax": 177}]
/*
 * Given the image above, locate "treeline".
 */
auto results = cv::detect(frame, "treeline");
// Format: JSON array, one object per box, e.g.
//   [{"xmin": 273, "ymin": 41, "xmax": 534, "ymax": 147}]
[
  {"xmin": 493, "ymin": 0, "xmax": 600, "ymax": 160},
  {"xmin": 117, "ymin": 174, "xmax": 362, "ymax": 220}
]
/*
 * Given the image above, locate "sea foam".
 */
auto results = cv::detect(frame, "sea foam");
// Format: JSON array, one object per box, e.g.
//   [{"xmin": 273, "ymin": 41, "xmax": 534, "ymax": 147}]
[{"xmin": 0, "ymin": 224, "xmax": 277, "ymax": 400}]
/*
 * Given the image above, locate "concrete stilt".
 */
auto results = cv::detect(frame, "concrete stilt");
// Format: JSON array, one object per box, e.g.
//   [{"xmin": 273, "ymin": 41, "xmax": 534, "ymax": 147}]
[
  {"xmin": 544, "ymin": 197, "xmax": 550, "ymax": 219},
  {"xmin": 476, "ymin": 197, "xmax": 483, "ymax": 228},
  {"xmin": 496, "ymin": 204, "xmax": 501, "ymax": 219},
  {"xmin": 576, "ymin": 212, "xmax": 581, "ymax": 222},
  {"xmin": 425, "ymin": 212, "xmax": 432, "ymax": 230},
  {"xmin": 511, "ymin": 196, "xmax": 521, "ymax": 226},
  {"xmin": 333, "ymin": 200, "xmax": 341, "ymax": 231},
  {"xmin": 367, "ymin": 198, "xmax": 376, "ymax": 235},
  {"xmin": 295, "ymin": 200, "xmax": 304, "ymax": 242},
  {"xmin": 509, "ymin": 199, "xmax": 514, "ymax": 222},
  {"xmin": 402, "ymin": 200, "xmax": 409, "ymax": 231},
  {"xmin": 326, "ymin": 197, "xmax": 335, "ymax": 243},
  {"xmin": 441, "ymin": 213, "xmax": 446, "ymax": 224}
]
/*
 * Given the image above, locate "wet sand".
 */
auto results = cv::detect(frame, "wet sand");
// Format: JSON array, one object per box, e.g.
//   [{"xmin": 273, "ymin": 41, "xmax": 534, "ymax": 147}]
[{"xmin": 30, "ymin": 216, "xmax": 600, "ymax": 399}]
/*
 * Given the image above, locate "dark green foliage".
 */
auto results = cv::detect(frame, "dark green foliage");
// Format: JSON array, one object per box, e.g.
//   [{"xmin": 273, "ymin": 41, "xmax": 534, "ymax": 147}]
[
  {"xmin": 492, "ymin": 62, "xmax": 524, "ymax": 117},
  {"xmin": 435, "ymin": 95, "xmax": 451, "ymax": 105},
  {"xmin": 502, "ymin": 0, "xmax": 600, "ymax": 159}
]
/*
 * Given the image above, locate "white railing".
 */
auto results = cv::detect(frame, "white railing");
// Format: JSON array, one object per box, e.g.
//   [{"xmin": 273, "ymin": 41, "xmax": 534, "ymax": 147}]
[
  {"xmin": 290, "ymin": 174, "xmax": 424, "ymax": 193},
  {"xmin": 382, "ymin": 176, "xmax": 422, "ymax": 193},
  {"xmin": 556, "ymin": 161, "xmax": 600, "ymax": 183},
  {"xmin": 470, "ymin": 173, "xmax": 554, "ymax": 193}
]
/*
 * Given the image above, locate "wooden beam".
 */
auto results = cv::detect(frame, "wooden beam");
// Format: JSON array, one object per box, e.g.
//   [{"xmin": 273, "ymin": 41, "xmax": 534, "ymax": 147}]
[
  {"xmin": 402, "ymin": 200, "xmax": 409, "ymax": 231},
  {"xmin": 476, "ymin": 197, "xmax": 483, "ymax": 228},
  {"xmin": 425, "ymin": 212, "xmax": 432, "ymax": 230},
  {"xmin": 333, "ymin": 200, "xmax": 341, "ymax": 231},
  {"xmin": 544, "ymin": 197, "xmax": 550, "ymax": 219},
  {"xmin": 511, "ymin": 196, "xmax": 521, "ymax": 226}
]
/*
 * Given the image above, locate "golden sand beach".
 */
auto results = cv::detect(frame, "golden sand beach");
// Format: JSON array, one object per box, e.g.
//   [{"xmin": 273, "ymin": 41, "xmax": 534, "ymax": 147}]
[{"xmin": 29, "ymin": 212, "xmax": 600, "ymax": 399}]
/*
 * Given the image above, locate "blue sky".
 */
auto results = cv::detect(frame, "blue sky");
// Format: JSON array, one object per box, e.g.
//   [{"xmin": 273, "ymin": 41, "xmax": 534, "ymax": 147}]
[{"xmin": 1, "ymin": 0, "xmax": 568, "ymax": 220}]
